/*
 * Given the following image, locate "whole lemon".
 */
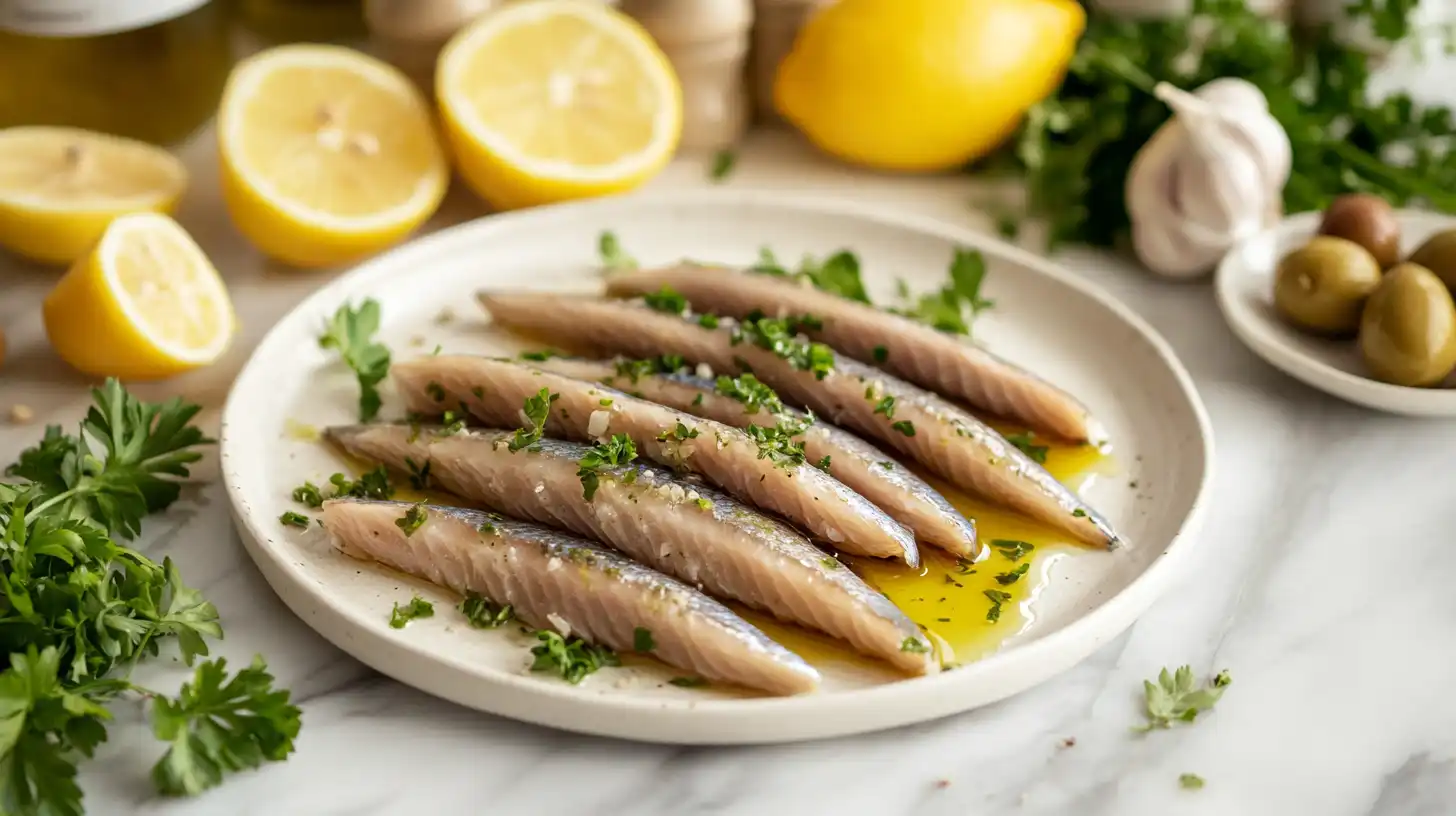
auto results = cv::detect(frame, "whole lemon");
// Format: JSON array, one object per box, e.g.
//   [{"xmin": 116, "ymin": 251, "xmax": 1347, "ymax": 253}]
[{"xmin": 775, "ymin": 0, "xmax": 1085, "ymax": 172}]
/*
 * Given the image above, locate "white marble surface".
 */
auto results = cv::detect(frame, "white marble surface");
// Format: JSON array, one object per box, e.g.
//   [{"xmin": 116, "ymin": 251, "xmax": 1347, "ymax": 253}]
[{"xmin": 4, "ymin": 128, "xmax": 1456, "ymax": 816}]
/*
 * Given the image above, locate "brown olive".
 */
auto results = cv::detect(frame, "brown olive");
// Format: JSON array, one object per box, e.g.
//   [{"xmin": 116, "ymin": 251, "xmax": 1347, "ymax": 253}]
[
  {"xmin": 1273, "ymin": 236, "xmax": 1382, "ymax": 335},
  {"xmin": 1407, "ymin": 228, "xmax": 1456, "ymax": 291},
  {"xmin": 1359, "ymin": 262, "xmax": 1456, "ymax": 387},
  {"xmin": 1318, "ymin": 194, "xmax": 1402, "ymax": 269}
]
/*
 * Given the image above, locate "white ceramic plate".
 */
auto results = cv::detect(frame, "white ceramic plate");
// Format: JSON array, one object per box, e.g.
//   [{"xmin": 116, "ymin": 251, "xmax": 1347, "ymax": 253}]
[
  {"xmin": 1216, "ymin": 209, "xmax": 1456, "ymax": 415},
  {"xmin": 221, "ymin": 190, "xmax": 1212, "ymax": 744}
]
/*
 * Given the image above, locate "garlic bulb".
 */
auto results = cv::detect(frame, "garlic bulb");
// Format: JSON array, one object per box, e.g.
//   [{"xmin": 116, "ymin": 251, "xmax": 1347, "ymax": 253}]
[{"xmin": 1126, "ymin": 78, "xmax": 1292, "ymax": 280}]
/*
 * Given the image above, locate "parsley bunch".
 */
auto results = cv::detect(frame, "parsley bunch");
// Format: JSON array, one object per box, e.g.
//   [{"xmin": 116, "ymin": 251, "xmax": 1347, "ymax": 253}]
[
  {"xmin": 1000, "ymin": 0, "xmax": 1456, "ymax": 248},
  {"xmin": 0, "ymin": 381, "xmax": 299, "ymax": 815}
]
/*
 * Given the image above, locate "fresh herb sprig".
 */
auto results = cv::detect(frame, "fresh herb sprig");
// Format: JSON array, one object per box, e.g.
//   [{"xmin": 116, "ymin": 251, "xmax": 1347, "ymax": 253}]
[
  {"xmin": 0, "ymin": 381, "xmax": 299, "ymax": 815},
  {"xmin": 598, "ymin": 231, "xmax": 637, "ymax": 271},
  {"xmin": 509, "ymin": 389, "xmax": 558, "ymax": 452},
  {"xmin": 1135, "ymin": 666, "xmax": 1231, "ymax": 732},
  {"xmin": 889, "ymin": 249, "xmax": 993, "ymax": 336},
  {"xmin": 389, "ymin": 596, "xmax": 434, "ymax": 628},
  {"xmin": 730, "ymin": 312, "xmax": 836, "ymax": 380},
  {"xmin": 458, "ymin": 592, "xmax": 513, "ymax": 629},
  {"xmin": 751, "ymin": 247, "xmax": 871, "ymax": 304},
  {"xmin": 319, "ymin": 299, "xmax": 391, "ymax": 422},
  {"xmin": 576, "ymin": 434, "xmax": 638, "ymax": 501},
  {"xmin": 530, "ymin": 631, "xmax": 620, "ymax": 684},
  {"xmin": 713, "ymin": 373, "xmax": 786, "ymax": 415}
]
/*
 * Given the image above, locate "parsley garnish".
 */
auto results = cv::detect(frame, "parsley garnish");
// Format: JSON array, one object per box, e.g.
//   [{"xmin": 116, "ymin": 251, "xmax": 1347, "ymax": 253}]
[
  {"xmin": 749, "ymin": 247, "xmax": 871, "ymax": 304},
  {"xmin": 991, "ymin": 539, "xmax": 1034, "ymax": 562},
  {"xmin": 519, "ymin": 349, "xmax": 563, "ymax": 362},
  {"xmin": 319, "ymin": 299, "xmax": 391, "ymax": 421},
  {"xmin": 820, "ymin": 557, "xmax": 841, "ymax": 569},
  {"xmin": 642, "ymin": 285, "xmax": 688, "ymax": 315},
  {"xmin": 669, "ymin": 676, "xmax": 709, "ymax": 688},
  {"xmin": 890, "ymin": 248, "xmax": 993, "ymax": 336},
  {"xmin": 613, "ymin": 356, "xmax": 685, "ymax": 383},
  {"xmin": 395, "ymin": 502, "xmax": 427, "ymax": 536},
  {"xmin": 633, "ymin": 627, "xmax": 656, "ymax": 651},
  {"xmin": 425, "ymin": 381, "xmax": 446, "ymax": 402},
  {"xmin": 730, "ymin": 312, "xmax": 836, "ymax": 379},
  {"xmin": 1179, "ymin": 773, "xmax": 1205, "ymax": 790},
  {"xmin": 404, "ymin": 456, "xmax": 432, "ymax": 490},
  {"xmin": 900, "ymin": 637, "xmax": 930, "ymax": 654},
  {"xmin": 478, "ymin": 522, "xmax": 497, "ymax": 535},
  {"xmin": 984, "ymin": 589, "xmax": 1012, "ymax": 623},
  {"xmin": 709, "ymin": 148, "xmax": 736, "ymax": 181},
  {"xmin": 577, "ymin": 433, "xmax": 638, "ymax": 500},
  {"xmin": 714, "ymin": 373, "xmax": 785, "ymax": 415},
  {"xmin": 995, "ymin": 563, "xmax": 1031, "ymax": 585},
  {"xmin": 1073, "ymin": 508, "xmax": 1087, "ymax": 518},
  {"xmin": 437, "ymin": 410, "xmax": 467, "ymax": 437},
  {"xmin": 815, "ymin": 455, "xmax": 832, "ymax": 473},
  {"xmin": 389, "ymin": 595, "xmax": 434, "ymax": 628},
  {"xmin": 891, "ymin": 420, "xmax": 916, "ymax": 437},
  {"xmin": 509, "ymin": 388, "xmax": 558, "ymax": 452},
  {"xmin": 458, "ymin": 591, "xmax": 513, "ymax": 629},
  {"xmin": 698, "ymin": 314, "xmax": 720, "ymax": 329},
  {"xmin": 872, "ymin": 394, "xmax": 896, "ymax": 419},
  {"xmin": 1006, "ymin": 431, "xmax": 1049, "ymax": 464},
  {"xmin": 656, "ymin": 422, "xmax": 700, "ymax": 442},
  {"xmin": 744, "ymin": 414, "xmax": 813, "ymax": 467},
  {"xmin": 1135, "ymin": 666, "xmax": 1230, "ymax": 732},
  {"xmin": 872, "ymin": 345, "xmax": 889, "ymax": 363},
  {"xmin": 328, "ymin": 467, "xmax": 393, "ymax": 500},
  {"xmin": 530, "ymin": 631, "xmax": 620, "ymax": 684},
  {"xmin": 291, "ymin": 483, "xmax": 324, "ymax": 508},
  {"xmin": 598, "ymin": 230, "xmax": 636, "ymax": 271},
  {"xmin": 279, "ymin": 511, "xmax": 309, "ymax": 528}
]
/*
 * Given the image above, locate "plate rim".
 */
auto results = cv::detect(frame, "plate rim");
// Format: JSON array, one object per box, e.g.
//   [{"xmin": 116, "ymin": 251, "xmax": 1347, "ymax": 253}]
[
  {"xmin": 220, "ymin": 188, "xmax": 1215, "ymax": 743},
  {"xmin": 1215, "ymin": 209, "xmax": 1456, "ymax": 415}
]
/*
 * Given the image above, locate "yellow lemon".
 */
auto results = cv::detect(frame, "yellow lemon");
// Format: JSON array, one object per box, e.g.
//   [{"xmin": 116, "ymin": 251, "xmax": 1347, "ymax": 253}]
[
  {"xmin": 0, "ymin": 127, "xmax": 187, "ymax": 266},
  {"xmin": 436, "ymin": 0, "xmax": 681, "ymax": 211},
  {"xmin": 218, "ymin": 44, "xmax": 449, "ymax": 268},
  {"xmin": 775, "ymin": 0, "xmax": 1085, "ymax": 172},
  {"xmin": 43, "ymin": 212, "xmax": 234, "ymax": 380}
]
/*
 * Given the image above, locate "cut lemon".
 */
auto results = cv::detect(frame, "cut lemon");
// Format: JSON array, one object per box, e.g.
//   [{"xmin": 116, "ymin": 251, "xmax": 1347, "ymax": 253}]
[
  {"xmin": 437, "ymin": 0, "xmax": 681, "ymax": 211},
  {"xmin": 218, "ymin": 44, "xmax": 449, "ymax": 268},
  {"xmin": 43, "ymin": 212, "xmax": 235, "ymax": 380},
  {"xmin": 0, "ymin": 127, "xmax": 187, "ymax": 266}
]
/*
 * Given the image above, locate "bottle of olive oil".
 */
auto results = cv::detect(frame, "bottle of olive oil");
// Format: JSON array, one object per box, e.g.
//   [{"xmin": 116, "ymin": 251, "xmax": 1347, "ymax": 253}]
[{"xmin": 0, "ymin": 0, "xmax": 233, "ymax": 146}]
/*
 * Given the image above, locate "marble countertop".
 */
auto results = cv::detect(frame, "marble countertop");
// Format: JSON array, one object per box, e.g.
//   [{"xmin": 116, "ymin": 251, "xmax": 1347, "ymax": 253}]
[{"xmin": 3, "ymin": 127, "xmax": 1454, "ymax": 816}]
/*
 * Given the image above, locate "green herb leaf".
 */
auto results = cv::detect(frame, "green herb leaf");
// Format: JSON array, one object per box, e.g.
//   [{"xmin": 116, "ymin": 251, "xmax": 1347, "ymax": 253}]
[
  {"xmin": 891, "ymin": 420, "xmax": 916, "ymax": 437},
  {"xmin": 900, "ymin": 637, "xmax": 930, "ymax": 654},
  {"xmin": 1179, "ymin": 773, "xmax": 1205, "ymax": 790},
  {"xmin": 279, "ymin": 511, "xmax": 309, "ymax": 529},
  {"xmin": 709, "ymin": 148, "xmax": 736, "ymax": 181},
  {"xmin": 655, "ymin": 422, "xmax": 700, "ymax": 442},
  {"xmin": 519, "ymin": 349, "xmax": 563, "ymax": 362},
  {"xmin": 642, "ymin": 285, "xmax": 688, "ymax": 315},
  {"xmin": 984, "ymin": 589, "xmax": 1012, "ymax": 623},
  {"xmin": 388, "ymin": 595, "xmax": 434, "ymax": 629},
  {"xmin": 814, "ymin": 455, "xmax": 832, "ymax": 473},
  {"xmin": 669, "ymin": 676, "xmax": 708, "ymax": 688},
  {"xmin": 872, "ymin": 395, "xmax": 896, "ymax": 420},
  {"xmin": 319, "ymin": 299, "xmax": 391, "ymax": 422},
  {"xmin": 291, "ymin": 482, "xmax": 324, "ymax": 508},
  {"xmin": 327, "ymin": 467, "xmax": 393, "ymax": 500},
  {"xmin": 633, "ymin": 627, "xmax": 655, "ymax": 652},
  {"xmin": 458, "ymin": 591, "xmax": 514, "ymax": 629},
  {"xmin": 872, "ymin": 345, "xmax": 889, "ymax": 363},
  {"xmin": 394, "ymin": 502, "xmax": 428, "ymax": 537},
  {"xmin": 714, "ymin": 373, "xmax": 786, "ymax": 415},
  {"xmin": 995, "ymin": 563, "xmax": 1031, "ymax": 586},
  {"xmin": 530, "ymin": 632, "xmax": 619, "ymax": 684},
  {"xmin": 509, "ymin": 389, "xmax": 558, "ymax": 452},
  {"xmin": 577, "ymin": 434, "xmax": 638, "ymax": 500},
  {"xmin": 1135, "ymin": 666, "xmax": 1230, "ymax": 732},
  {"xmin": 598, "ymin": 231, "xmax": 636, "ymax": 271},
  {"xmin": 991, "ymin": 539, "xmax": 1035, "ymax": 562},
  {"xmin": 730, "ymin": 312, "xmax": 836, "ymax": 380},
  {"xmin": 889, "ymin": 248, "xmax": 993, "ymax": 336},
  {"xmin": 744, "ymin": 413, "xmax": 813, "ymax": 468},
  {"xmin": 1005, "ymin": 431, "xmax": 1049, "ymax": 464}
]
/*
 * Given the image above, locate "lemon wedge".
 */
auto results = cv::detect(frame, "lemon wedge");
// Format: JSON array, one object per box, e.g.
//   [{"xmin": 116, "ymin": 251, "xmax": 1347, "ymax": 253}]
[
  {"xmin": 437, "ymin": 0, "xmax": 681, "ymax": 211},
  {"xmin": 218, "ymin": 44, "xmax": 449, "ymax": 268},
  {"xmin": 43, "ymin": 212, "xmax": 235, "ymax": 380},
  {"xmin": 0, "ymin": 126, "xmax": 187, "ymax": 265}
]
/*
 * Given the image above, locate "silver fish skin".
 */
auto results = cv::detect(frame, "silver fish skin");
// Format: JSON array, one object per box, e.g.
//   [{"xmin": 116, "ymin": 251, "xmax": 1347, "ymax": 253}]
[
  {"xmin": 535, "ymin": 357, "xmax": 978, "ymax": 558},
  {"xmin": 604, "ymin": 263, "xmax": 1094, "ymax": 443},
  {"xmin": 476, "ymin": 294, "xmax": 1119, "ymax": 549},
  {"xmin": 321, "ymin": 498, "xmax": 822, "ymax": 695},
  {"xmin": 390, "ymin": 355, "xmax": 921, "ymax": 566},
  {"xmin": 324, "ymin": 425, "xmax": 933, "ymax": 673}
]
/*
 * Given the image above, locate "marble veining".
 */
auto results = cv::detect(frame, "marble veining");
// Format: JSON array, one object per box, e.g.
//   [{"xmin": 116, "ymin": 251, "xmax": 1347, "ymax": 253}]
[{"xmin": 4, "ymin": 129, "xmax": 1456, "ymax": 815}]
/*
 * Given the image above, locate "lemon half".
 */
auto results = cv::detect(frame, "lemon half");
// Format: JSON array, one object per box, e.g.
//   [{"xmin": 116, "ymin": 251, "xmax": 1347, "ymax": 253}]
[
  {"xmin": 0, "ymin": 126, "xmax": 187, "ymax": 265},
  {"xmin": 218, "ymin": 44, "xmax": 449, "ymax": 268},
  {"xmin": 437, "ymin": 0, "xmax": 681, "ymax": 211},
  {"xmin": 43, "ymin": 212, "xmax": 235, "ymax": 380}
]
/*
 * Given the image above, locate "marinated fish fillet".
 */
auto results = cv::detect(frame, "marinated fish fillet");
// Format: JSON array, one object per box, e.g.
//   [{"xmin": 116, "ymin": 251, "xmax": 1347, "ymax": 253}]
[
  {"xmin": 322, "ymin": 499, "xmax": 820, "ymax": 694},
  {"xmin": 605, "ymin": 264, "xmax": 1094, "ymax": 443},
  {"xmin": 535, "ymin": 357, "xmax": 978, "ymax": 558},
  {"xmin": 325, "ymin": 425, "xmax": 932, "ymax": 672},
  {"xmin": 391, "ymin": 355, "xmax": 921, "ymax": 565},
  {"xmin": 479, "ymin": 294, "xmax": 1119, "ymax": 549}
]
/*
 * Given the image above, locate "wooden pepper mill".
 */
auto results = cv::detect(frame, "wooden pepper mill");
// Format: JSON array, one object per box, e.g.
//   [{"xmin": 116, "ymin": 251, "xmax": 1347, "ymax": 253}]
[
  {"xmin": 620, "ymin": 0, "xmax": 754, "ymax": 151},
  {"xmin": 750, "ymin": 0, "xmax": 832, "ymax": 122}
]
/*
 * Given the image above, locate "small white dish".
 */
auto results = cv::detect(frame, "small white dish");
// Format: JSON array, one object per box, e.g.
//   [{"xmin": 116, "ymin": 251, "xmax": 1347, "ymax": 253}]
[
  {"xmin": 1215, "ymin": 209, "xmax": 1456, "ymax": 415},
  {"xmin": 220, "ymin": 190, "xmax": 1213, "ymax": 744}
]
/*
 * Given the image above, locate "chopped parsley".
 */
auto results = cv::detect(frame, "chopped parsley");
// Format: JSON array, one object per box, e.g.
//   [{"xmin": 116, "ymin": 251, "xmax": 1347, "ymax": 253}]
[
  {"xmin": 692, "ymin": 393, "xmax": 704, "ymax": 406},
  {"xmin": 954, "ymin": 557, "xmax": 976, "ymax": 575},
  {"xmin": 744, "ymin": 414, "xmax": 813, "ymax": 467},
  {"xmin": 319, "ymin": 298, "xmax": 391, "ymax": 421},
  {"xmin": 478, "ymin": 522, "xmax": 498, "ymax": 536},
  {"xmin": 642, "ymin": 285, "xmax": 688, "ymax": 315},
  {"xmin": 389, "ymin": 595, "xmax": 434, "ymax": 628},
  {"xmin": 509, "ymin": 388, "xmax": 558, "ymax": 451},
  {"xmin": 598, "ymin": 230, "xmax": 636, "ymax": 271},
  {"xmin": 872, "ymin": 394, "xmax": 896, "ymax": 419},
  {"xmin": 698, "ymin": 313, "xmax": 720, "ymax": 329},
  {"xmin": 872, "ymin": 345, "xmax": 889, "ymax": 363},
  {"xmin": 1136, "ymin": 666, "xmax": 1230, "ymax": 732},
  {"xmin": 1006, "ymin": 431, "xmax": 1049, "ymax": 464},
  {"xmin": 519, "ymin": 349, "xmax": 564, "ymax": 362},
  {"xmin": 995, "ymin": 563, "xmax": 1031, "ymax": 586},
  {"xmin": 878, "ymin": 461, "xmax": 895, "ymax": 471},
  {"xmin": 814, "ymin": 455, "xmax": 832, "ymax": 473},
  {"xmin": 437, "ymin": 410, "xmax": 467, "ymax": 437},
  {"xmin": 530, "ymin": 631, "xmax": 620, "ymax": 684},
  {"xmin": 669, "ymin": 676, "xmax": 709, "ymax": 688},
  {"xmin": 730, "ymin": 312, "xmax": 835, "ymax": 379},
  {"xmin": 891, "ymin": 248, "xmax": 994, "ymax": 336},
  {"xmin": 656, "ymin": 422, "xmax": 700, "ymax": 442},
  {"xmin": 279, "ymin": 511, "xmax": 310, "ymax": 528},
  {"xmin": 291, "ymin": 483, "xmax": 324, "ymax": 508},
  {"xmin": 613, "ymin": 355, "xmax": 686, "ymax": 383},
  {"xmin": 694, "ymin": 497, "xmax": 713, "ymax": 511},
  {"xmin": 984, "ymin": 589, "xmax": 1012, "ymax": 623},
  {"xmin": 820, "ymin": 557, "xmax": 841, "ymax": 569},
  {"xmin": 890, "ymin": 420, "xmax": 916, "ymax": 437},
  {"xmin": 633, "ymin": 627, "xmax": 656, "ymax": 652},
  {"xmin": 395, "ymin": 502, "xmax": 428, "ymax": 537},
  {"xmin": 709, "ymin": 148, "xmax": 736, "ymax": 181},
  {"xmin": 1179, "ymin": 774, "xmax": 1205, "ymax": 790},
  {"xmin": 404, "ymin": 456, "xmax": 432, "ymax": 490},
  {"xmin": 900, "ymin": 637, "xmax": 930, "ymax": 654},
  {"xmin": 425, "ymin": 381, "xmax": 446, "ymax": 402},
  {"xmin": 991, "ymin": 540, "xmax": 1035, "ymax": 562},
  {"xmin": 599, "ymin": 398, "xmax": 613, "ymax": 406},
  {"xmin": 749, "ymin": 247, "xmax": 871, "ymax": 304},
  {"xmin": 471, "ymin": 386, "xmax": 485, "ymax": 400},
  {"xmin": 328, "ymin": 467, "xmax": 393, "ymax": 500},
  {"xmin": 714, "ymin": 373, "xmax": 785, "ymax": 415},
  {"xmin": 458, "ymin": 592, "xmax": 514, "ymax": 629},
  {"xmin": 1073, "ymin": 508, "xmax": 1088, "ymax": 518},
  {"xmin": 577, "ymin": 433, "xmax": 638, "ymax": 501}
]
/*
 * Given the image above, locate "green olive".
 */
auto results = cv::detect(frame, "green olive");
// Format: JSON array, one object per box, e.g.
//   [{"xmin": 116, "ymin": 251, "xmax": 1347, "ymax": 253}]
[
  {"xmin": 1273, "ymin": 236, "xmax": 1382, "ymax": 335},
  {"xmin": 1318, "ymin": 194, "xmax": 1402, "ymax": 268},
  {"xmin": 1359, "ymin": 262, "xmax": 1456, "ymax": 387},
  {"xmin": 1406, "ymin": 228, "xmax": 1456, "ymax": 291}
]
